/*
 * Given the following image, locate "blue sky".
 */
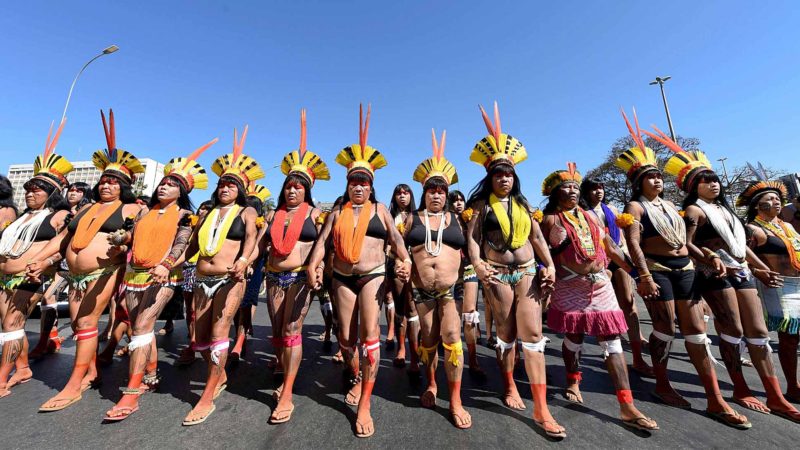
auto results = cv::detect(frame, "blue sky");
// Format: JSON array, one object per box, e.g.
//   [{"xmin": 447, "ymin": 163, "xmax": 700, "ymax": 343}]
[{"xmin": 2, "ymin": 1, "xmax": 798, "ymax": 207}]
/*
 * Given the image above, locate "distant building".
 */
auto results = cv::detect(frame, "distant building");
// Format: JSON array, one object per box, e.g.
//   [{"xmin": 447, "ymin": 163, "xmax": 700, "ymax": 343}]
[{"xmin": 6, "ymin": 158, "xmax": 164, "ymax": 210}]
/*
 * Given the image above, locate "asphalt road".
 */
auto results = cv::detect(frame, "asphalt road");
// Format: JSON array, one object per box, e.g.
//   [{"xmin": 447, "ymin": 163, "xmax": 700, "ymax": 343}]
[{"xmin": 5, "ymin": 293, "xmax": 800, "ymax": 450}]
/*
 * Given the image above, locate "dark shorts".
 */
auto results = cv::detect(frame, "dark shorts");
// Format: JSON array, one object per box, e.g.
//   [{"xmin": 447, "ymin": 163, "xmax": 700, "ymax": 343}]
[
  {"xmin": 694, "ymin": 269, "xmax": 757, "ymax": 297},
  {"xmin": 647, "ymin": 255, "xmax": 696, "ymax": 301}
]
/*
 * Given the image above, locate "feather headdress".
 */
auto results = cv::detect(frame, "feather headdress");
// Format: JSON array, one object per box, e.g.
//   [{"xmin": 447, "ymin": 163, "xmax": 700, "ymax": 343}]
[
  {"xmin": 211, "ymin": 125, "xmax": 265, "ymax": 187},
  {"xmin": 163, "ymin": 138, "xmax": 217, "ymax": 191},
  {"xmin": 247, "ymin": 182, "xmax": 271, "ymax": 202},
  {"xmin": 469, "ymin": 102, "xmax": 527, "ymax": 171},
  {"xmin": 614, "ymin": 107, "xmax": 659, "ymax": 185},
  {"xmin": 642, "ymin": 125, "xmax": 713, "ymax": 193},
  {"xmin": 413, "ymin": 129, "xmax": 458, "ymax": 186},
  {"xmin": 542, "ymin": 162, "xmax": 582, "ymax": 196},
  {"xmin": 335, "ymin": 104, "xmax": 387, "ymax": 178},
  {"xmin": 32, "ymin": 117, "xmax": 74, "ymax": 188},
  {"xmin": 280, "ymin": 109, "xmax": 330, "ymax": 186},
  {"xmin": 91, "ymin": 109, "xmax": 144, "ymax": 184},
  {"xmin": 736, "ymin": 161, "xmax": 788, "ymax": 207}
]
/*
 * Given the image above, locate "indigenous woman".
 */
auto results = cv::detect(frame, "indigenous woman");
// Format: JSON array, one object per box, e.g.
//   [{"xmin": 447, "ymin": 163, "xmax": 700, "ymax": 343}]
[
  {"xmin": 387, "ymin": 184, "xmax": 419, "ymax": 371},
  {"xmin": 541, "ymin": 163, "xmax": 658, "ymax": 432},
  {"xmin": 579, "ymin": 178, "xmax": 653, "ymax": 377},
  {"xmin": 176, "ymin": 200, "xmax": 213, "ymax": 366},
  {"xmin": 740, "ymin": 168, "xmax": 800, "ymax": 404},
  {"xmin": 403, "ymin": 130, "xmax": 471, "ymax": 428},
  {"xmin": 464, "ymin": 103, "xmax": 563, "ymax": 438},
  {"xmin": 30, "ymin": 110, "xmax": 146, "ymax": 411},
  {"xmin": 104, "ymin": 138, "xmax": 217, "ymax": 421},
  {"xmin": 180, "ymin": 126, "xmax": 262, "ymax": 425},
  {"xmin": 308, "ymin": 104, "xmax": 411, "ymax": 438},
  {"xmin": 450, "ymin": 190, "xmax": 485, "ymax": 379},
  {"xmin": 262, "ymin": 109, "xmax": 329, "ymax": 423},
  {"xmin": 0, "ymin": 119, "xmax": 72, "ymax": 397},
  {"xmin": 617, "ymin": 109, "xmax": 749, "ymax": 428},
  {"xmin": 30, "ymin": 181, "xmax": 93, "ymax": 359},
  {"xmin": 660, "ymin": 138, "xmax": 800, "ymax": 421},
  {"xmin": 230, "ymin": 182, "xmax": 270, "ymax": 362}
]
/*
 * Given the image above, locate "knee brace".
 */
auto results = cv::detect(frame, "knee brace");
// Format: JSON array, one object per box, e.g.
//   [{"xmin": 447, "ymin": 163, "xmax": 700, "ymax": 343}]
[
  {"xmin": 745, "ymin": 336, "xmax": 773, "ymax": 356},
  {"xmin": 128, "ymin": 331, "xmax": 155, "ymax": 351},
  {"xmin": 282, "ymin": 334, "xmax": 302, "ymax": 348},
  {"xmin": 0, "ymin": 329, "xmax": 25, "ymax": 345},
  {"xmin": 720, "ymin": 333, "xmax": 747, "ymax": 354},
  {"xmin": 495, "ymin": 336, "xmax": 515, "ymax": 357},
  {"xmin": 521, "ymin": 339, "xmax": 547, "ymax": 353},
  {"xmin": 684, "ymin": 333, "xmax": 723, "ymax": 367},
  {"xmin": 74, "ymin": 327, "xmax": 98, "ymax": 341},
  {"xmin": 461, "ymin": 311, "xmax": 480, "ymax": 325},
  {"xmin": 362, "ymin": 339, "xmax": 381, "ymax": 365},
  {"xmin": 563, "ymin": 336, "xmax": 583, "ymax": 356},
  {"xmin": 407, "ymin": 315, "xmax": 419, "ymax": 323},
  {"xmin": 442, "ymin": 341, "xmax": 463, "ymax": 366},
  {"xmin": 385, "ymin": 302, "xmax": 395, "ymax": 311},
  {"xmin": 650, "ymin": 330, "xmax": 674, "ymax": 363},
  {"xmin": 210, "ymin": 339, "xmax": 229, "ymax": 366},
  {"xmin": 599, "ymin": 338, "xmax": 623, "ymax": 358},
  {"xmin": 417, "ymin": 342, "xmax": 439, "ymax": 365}
]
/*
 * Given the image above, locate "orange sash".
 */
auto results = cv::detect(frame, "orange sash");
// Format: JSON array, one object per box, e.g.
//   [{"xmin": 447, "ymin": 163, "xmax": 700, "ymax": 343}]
[
  {"xmin": 334, "ymin": 201, "xmax": 373, "ymax": 264},
  {"xmin": 270, "ymin": 202, "xmax": 310, "ymax": 258},
  {"xmin": 70, "ymin": 200, "xmax": 122, "ymax": 252},
  {"xmin": 131, "ymin": 205, "xmax": 181, "ymax": 268}
]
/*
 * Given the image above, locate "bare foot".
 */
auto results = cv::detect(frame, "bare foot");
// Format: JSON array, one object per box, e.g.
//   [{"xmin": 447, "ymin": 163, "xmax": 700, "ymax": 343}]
[
  {"xmin": 354, "ymin": 409, "xmax": 374, "ymax": 438},
  {"xmin": 421, "ymin": 385, "xmax": 437, "ymax": 409},
  {"xmin": 733, "ymin": 396, "xmax": 771, "ymax": 414},
  {"xmin": 652, "ymin": 387, "xmax": 690, "ymax": 409},
  {"xmin": 80, "ymin": 371, "xmax": 100, "ymax": 392},
  {"xmin": 630, "ymin": 361, "xmax": 655, "ymax": 378},
  {"xmin": 450, "ymin": 405, "xmax": 472, "ymax": 429},
  {"xmin": 0, "ymin": 386, "xmax": 10, "ymax": 398},
  {"xmin": 7, "ymin": 366, "xmax": 33, "ymax": 388},
  {"xmin": 504, "ymin": 386, "xmax": 526, "ymax": 410},
  {"xmin": 345, "ymin": 381, "xmax": 362, "ymax": 406}
]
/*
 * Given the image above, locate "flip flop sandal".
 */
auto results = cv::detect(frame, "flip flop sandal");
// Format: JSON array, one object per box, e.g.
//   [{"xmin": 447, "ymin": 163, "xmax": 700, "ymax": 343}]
[
  {"xmin": 651, "ymin": 391, "xmax": 691, "ymax": 410},
  {"xmin": 213, "ymin": 383, "xmax": 227, "ymax": 400},
  {"xmin": 39, "ymin": 394, "xmax": 83, "ymax": 412},
  {"xmin": 355, "ymin": 418, "xmax": 374, "ymax": 438},
  {"xmin": 564, "ymin": 387, "xmax": 583, "ymax": 404},
  {"xmin": 534, "ymin": 419, "xmax": 567, "ymax": 438},
  {"xmin": 450, "ymin": 409, "xmax": 472, "ymax": 430},
  {"xmin": 269, "ymin": 404, "xmax": 295, "ymax": 424},
  {"xmin": 706, "ymin": 409, "xmax": 752, "ymax": 430},
  {"xmin": 182, "ymin": 405, "xmax": 216, "ymax": 426},
  {"xmin": 104, "ymin": 405, "xmax": 140, "ymax": 422},
  {"xmin": 622, "ymin": 416, "xmax": 659, "ymax": 431},
  {"xmin": 772, "ymin": 408, "xmax": 800, "ymax": 424}
]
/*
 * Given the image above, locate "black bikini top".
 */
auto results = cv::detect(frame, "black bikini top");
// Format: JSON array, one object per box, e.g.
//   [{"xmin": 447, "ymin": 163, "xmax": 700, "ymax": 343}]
[
  {"xmin": 267, "ymin": 215, "xmax": 318, "ymax": 242},
  {"xmin": 341, "ymin": 204, "xmax": 387, "ymax": 241},
  {"xmin": 754, "ymin": 234, "xmax": 787, "ymax": 256},
  {"xmin": 67, "ymin": 203, "xmax": 125, "ymax": 234},
  {"xmin": 227, "ymin": 215, "xmax": 245, "ymax": 241},
  {"xmin": 635, "ymin": 201, "xmax": 666, "ymax": 240},
  {"xmin": 33, "ymin": 212, "xmax": 58, "ymax": 242},
  {"xmin": 406, "ymin": 212, "xmax": 465, "ymax": 250}
]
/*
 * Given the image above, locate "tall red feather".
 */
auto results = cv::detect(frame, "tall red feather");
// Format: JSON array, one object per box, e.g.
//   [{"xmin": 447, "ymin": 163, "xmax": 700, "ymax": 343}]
[
  {"xmin": 642, "ymin": 125, "xmax": 685, "ymax": 155},
  {"xmin": 182, "ymin": 138, "xmax": 218, "ymax": 169},
  {"xmin": 299, "ymin": 109, "xmax": 307, "ymax": 157}
]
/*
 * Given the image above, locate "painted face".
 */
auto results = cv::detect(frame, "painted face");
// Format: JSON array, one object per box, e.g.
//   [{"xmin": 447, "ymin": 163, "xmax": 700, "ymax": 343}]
[
  {"xmin": 697, "ymin": 179, "xmax": 720, "ymax": 201},
  {"xmin": 395, "ymin": 189, "xmax": 411, "ymax": 208},
  {"xmin": 641, "ymin": 171, "xmax": 664, "ymax": 197},
  {"xmin": 216, "ymin": 179, "xmax": 239, "ymax": 205},
  {"xmin": 98, "ymin": 176, "xmax": 122, "ymax": 202},
  {"xmin": 757, "ymin": 192, "xmax": 782, "ymax": 216},
  {"xmin": 66, "ymin": 186, "xmax": 84, "ymax": 206},
  {"xmin": 156, "ymin": 177, "xmax": 181, "ymax": 204},
  {"xmin": 557, "ymin": 182, "xmax": 580, "ymax": 209},
  {"xmin": 451, "ymin": 196, "xmax": 465, "ymax": 214},
  {"xmin": 589, "ymin": 184, "xmax": 604, "ymax": 206},
  {"xmin": 491, "ymin": 169, "xmax": 514, "ymax": 197},
  {"xmin": 347, "ymin": 180, "xmax": 371, "ymax": 205},
  {"xmin": 24, "ymin": 184, "xmax": 48, "ymax": 209},
  {"xmin": 425, "ymin": 187, "xmax": 447, "ymax": 213},
  {"xmin": 284, "ymin": 181, "xmax": 306, "ymax": 207}
]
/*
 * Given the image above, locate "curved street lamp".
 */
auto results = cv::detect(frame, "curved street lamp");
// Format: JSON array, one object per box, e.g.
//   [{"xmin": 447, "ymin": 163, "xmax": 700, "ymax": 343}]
[
  {"xmin": 649, "ymin": 76, "xmax": 676, "ymax": 141},
  {"xmin": 61, "ymin": 45, "xmax": 119, "ymax": 121}
]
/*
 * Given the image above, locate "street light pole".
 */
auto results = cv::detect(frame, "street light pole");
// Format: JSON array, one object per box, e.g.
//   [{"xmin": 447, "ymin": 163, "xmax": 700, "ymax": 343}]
[
  {"xmin": 61, "ymin": 45, "xmax": 119, "ymax": 121},
  {"xmin": 649, "ymin": 76, "xmax": 676, "ymax": 141},
  {"xmin": 717, "ymin": 157, "xmax": 735, "ymax": 206}
]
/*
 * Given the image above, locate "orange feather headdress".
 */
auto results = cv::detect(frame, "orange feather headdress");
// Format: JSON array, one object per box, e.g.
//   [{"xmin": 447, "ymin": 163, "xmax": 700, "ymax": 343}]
[
  {"xmin": 470, "ymin": 102, "xmax": 527, "ymax": 171},
  {"xmin": 32, "ymin": 118, "xmax": 74, "ymax": 189},
  {"xmin": 335, "ymin": 104, "xmax": 387, "ymax": 179},
  {"xmin": 280, "ymin": 109, "xmax": 330, "ymax": 186},
  {"xmin": 91, "ymin": 109, "xmax": 145, "ymax": 184},
  {"xmin": 211, "ymin": 125, "xmax": 265, "ymax": 187},
  {"xmin": 413, "ymin": 129, "xmax": 458, "ymax": 186}
]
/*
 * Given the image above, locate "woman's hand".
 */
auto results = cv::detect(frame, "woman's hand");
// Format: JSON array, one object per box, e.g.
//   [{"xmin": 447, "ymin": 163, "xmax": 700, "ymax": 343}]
[
  {"xmin": 149, "ymin": 264, "xmax": 170, "ymax": 284},
  {"xmin": 539, "ymin": 265, "xmax": 555, "ymax": 294},
  {"xmin": 107, "ymin": 230, "xmax": 128, "ymax": 247},
  {"xmin": 307, "ymin": 264, "xmax": 323, "ymax": 290},
  {"xmin": 637, "ymin": 278, "xmax": 660, "ymax": 301},
  {"xmin": 709, "ymin": 256, "xmax": 726, "ymax": 278},
  {"xmin": 476, "ymin": 262, "xmax": 498, "ymax": 286},
  {"xmin": 228, "ymin": 259, "xmax": 248, "ymax": 281},
  {"xmin": 25, "ymin": 259, "xmax": 49, "ymax": 282},
  {"xmin": 395, "ymin": 259, "xmax": 412, "ymax": 282},
  {"xmin": 753, "ymin": 267, "xmax": 783, "ymax": 288}
]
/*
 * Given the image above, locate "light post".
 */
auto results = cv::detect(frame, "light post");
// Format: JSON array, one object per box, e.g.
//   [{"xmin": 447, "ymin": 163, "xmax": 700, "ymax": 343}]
[
  {"xmin": 717, "ymin": 157, "xmax": 735, "ymax": 206},
  {"xmin": 61, "ymin": 45, "xmax": 119, "ymax": 121},
  {"xmin": 649, "ymin": 76, "xmax": 676, "ymax": 141}
]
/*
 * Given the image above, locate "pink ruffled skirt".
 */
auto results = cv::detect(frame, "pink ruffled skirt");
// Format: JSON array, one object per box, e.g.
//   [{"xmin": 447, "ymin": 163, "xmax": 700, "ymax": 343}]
[{"xmin": 547, "ymin": 274, "xmax": 628, "ymax": 336}]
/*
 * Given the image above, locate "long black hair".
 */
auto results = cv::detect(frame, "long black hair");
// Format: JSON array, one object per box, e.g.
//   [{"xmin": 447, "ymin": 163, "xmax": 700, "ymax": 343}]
[
  {"xmin": 745, "ymin": 190, "xmax": 783, "ymax": 223},
  {"xmin": 149, "ymin": 175, "xmax": 195, "ymax": 211},
  {"xmin": 0, "ymin": 175, "xmax": 17, "ymax": 214},
  {"xmin": 67, "ymin": 182, "xmax": 93, "ymax": 210},
  {"xmin": 467, "ymin": 163, "xmax": 531, "ymax": 211},
  {"xmin": 22, "ymin": 178, "xmax": 70, "ymax": 212},
  {"xmin": 246, "ymin": 196, "xmax": 264, "ymax": 216},
  {"xmin": 389, "ymin": 183, "xmax": 415, "ymax": 217},
  {"xmin": 630, "ymin": 169, "xmax": 664, "ymax": 202},
  {"xmin": 212, "ymin": 176, "xmax": 248, "ymax": 207},
  {"xmin": 579, "ymin": 177, "xmax": 605, "ymax": 210},
  {"xmin": 92, "ymin": 175, "xmax": 137, "ymax": 204},
  {"xmin": 448, "ymin": 189, "xmax": 465, "ymax": 213},
  {"xmin": 277, "ymin": 173, "xmax": 315, "ymax": 209},
  {"xmin": 198, "ymin": 200, "xmax": 214, "ymax": 215},
  {"xmin": 418, "ymin": 177, "xmax": 449, "ymax": 211},
  {"xmin": 342, "ymin": 171, "xmax": 377, "ymax": 204},
  {"xmin": 681, "ymin": 172, "xmax": 744, "ymax": 229}
]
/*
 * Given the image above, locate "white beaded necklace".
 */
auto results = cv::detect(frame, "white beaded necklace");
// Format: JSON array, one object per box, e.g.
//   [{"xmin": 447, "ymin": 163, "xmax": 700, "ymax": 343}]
[{"xmin": 423, "ymin": 209, "xmax": 444, "ymax": 256}]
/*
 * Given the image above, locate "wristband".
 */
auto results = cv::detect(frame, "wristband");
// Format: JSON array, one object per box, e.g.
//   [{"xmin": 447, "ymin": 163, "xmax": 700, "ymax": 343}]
[
  {"xmin": 238, "ymin": 256, "xmax": 249, "ymax": 264},
  {"xmin": 161, "ymin": 256, "xmax": 177, "ymax": 271}
]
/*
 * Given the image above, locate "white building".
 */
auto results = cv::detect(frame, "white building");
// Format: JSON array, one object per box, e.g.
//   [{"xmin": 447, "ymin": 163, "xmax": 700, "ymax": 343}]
[{"xmin": 6, "ymin": 158, "xmax": 164, "ymax": 210}]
